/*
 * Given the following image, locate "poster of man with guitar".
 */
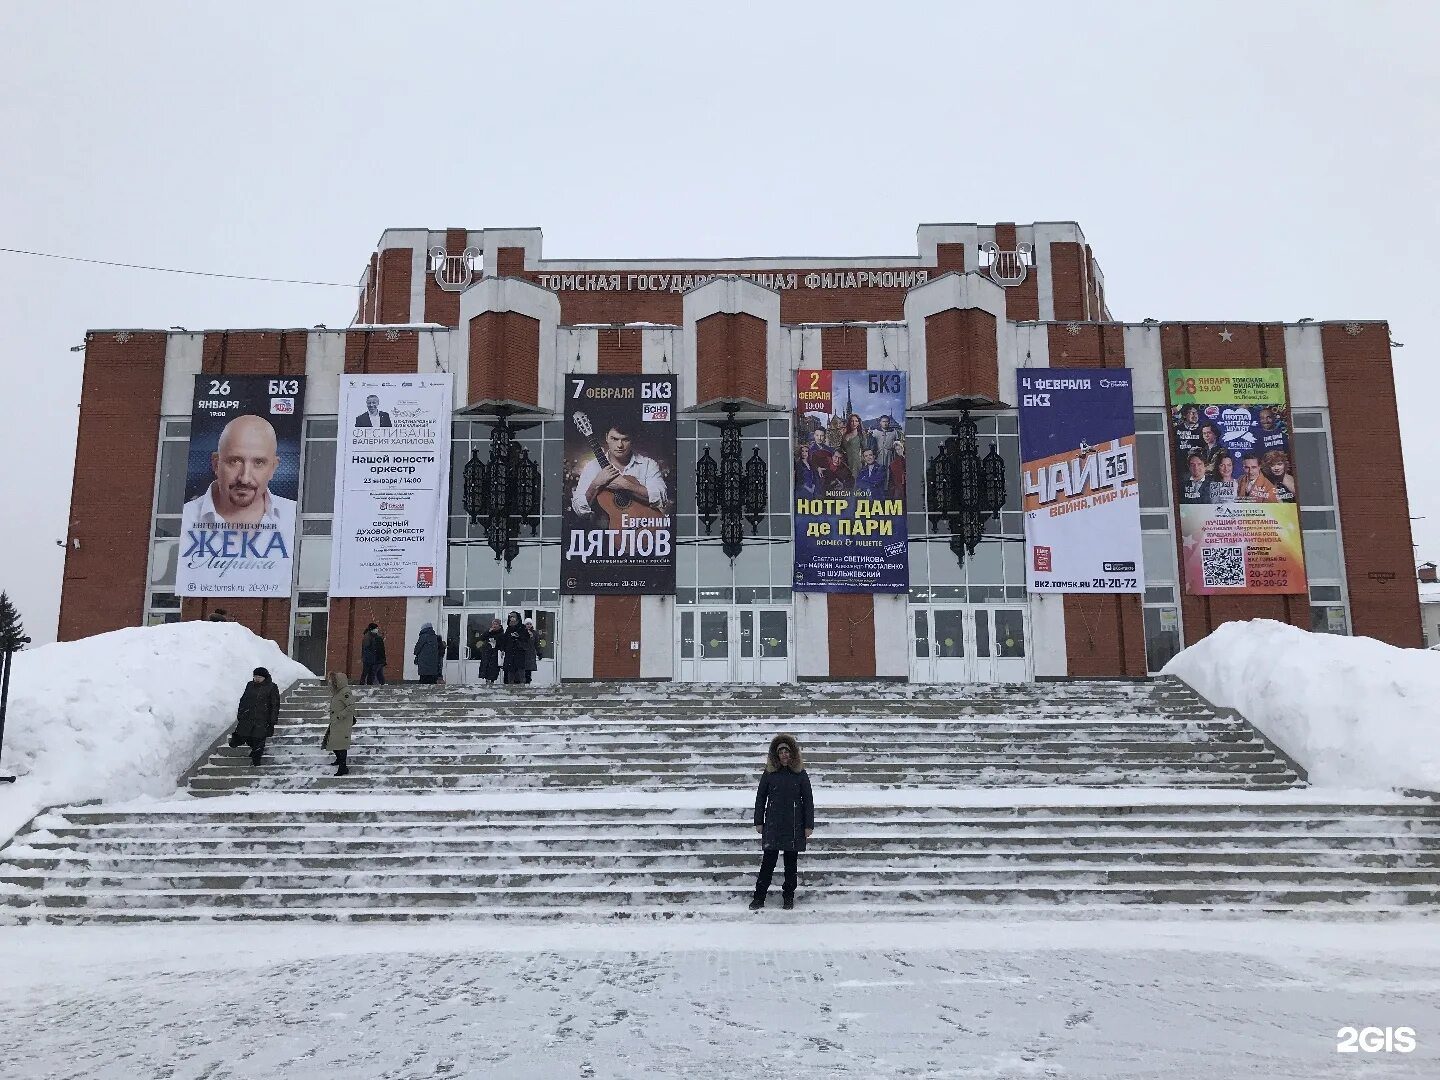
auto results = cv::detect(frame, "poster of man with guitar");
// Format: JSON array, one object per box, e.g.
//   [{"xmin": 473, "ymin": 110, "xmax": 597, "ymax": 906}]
[{"xmin": 562, "ymin": 374, "xmax": 677, "ymax": 593}]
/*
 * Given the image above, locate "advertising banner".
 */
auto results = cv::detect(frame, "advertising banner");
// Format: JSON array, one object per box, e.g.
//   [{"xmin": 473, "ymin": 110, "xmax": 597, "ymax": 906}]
[
  {"xmin": 1017, "ymin": 368, "xmax": 1144, "ymax": 593},
  {"xmin": 177, "ymin": 374, "xmax": 305, "ymax": 598},
  {"xmin": 329, "ymin": 374, "xmax": 453, "ymax": 597},
  {"xmin": 1169, "ymin": 368, "xmax": 1306, "ymax": 594},
  {"xmin": 562, "ymin": 374, "xmax": 676, "ymax": 593},
  {"xmin": 793, "ymin": 369, "xmax": 908, "ymax": 592}
]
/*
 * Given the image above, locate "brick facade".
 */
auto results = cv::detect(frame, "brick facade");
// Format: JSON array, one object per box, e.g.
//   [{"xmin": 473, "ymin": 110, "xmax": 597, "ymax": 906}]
[{"xmin": 58, "ymin": 221, "xmax": 1424, "ymax": 680}]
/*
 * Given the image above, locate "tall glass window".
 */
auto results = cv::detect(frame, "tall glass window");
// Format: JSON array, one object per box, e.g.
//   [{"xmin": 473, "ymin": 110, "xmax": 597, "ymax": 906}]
[
  {"xmin": 445, "ymin": 417, "xmax": 564, "ymax": 608},
  {"xmin": 1136, "ymin": 410, "xmax": 1182, "ymax": 671},
  {"xmin": 1292, "ymin": 410, "xmax": 1350, "ymax": 634},
  {"xmin": 674, "ymin": 416, "xmax": 793, "ymax": 605},
  {"xmin": 904, "ymin": 412, "xmax": 1025, "ymax": 602},
  {"xmin": 145, "ymin": 418, "xmax": 191, "ymax": 625},
  {"xmin": 291, "ymin": 417, "xmax": 337, "ymax": 666}
]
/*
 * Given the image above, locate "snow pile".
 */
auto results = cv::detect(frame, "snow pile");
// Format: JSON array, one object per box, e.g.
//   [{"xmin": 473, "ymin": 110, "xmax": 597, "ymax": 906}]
[
  {"xmin": 0, "ymin": 623, "xmax": 312, "ymax": 843},
  {"xmin": 1163, "ymin": 619, "xmax": 1440, "ymax": 791}
]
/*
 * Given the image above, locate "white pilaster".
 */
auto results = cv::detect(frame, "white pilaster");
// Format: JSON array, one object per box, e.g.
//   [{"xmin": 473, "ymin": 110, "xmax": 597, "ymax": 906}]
[
  {"xmin": 1122, "ymin": 326, "xmax": 1165, "ymax": 408},
  {"xmin": 794, "ymin": 592, "xmax": 829, "ymax": 678},
  {"xmin": 562, "ymin": 594, "xmax": 596, "ymax": 679},
  {"xmin": 872, "ymin": 594, "xmax": 909, "ymax": 677},
  {"xmin": 302, "ymin": 330, "xmax": 345, "ymax": 415},
  {"xmin": 160, "ymin": 333, "xmax": 205, "ymax": 415},
  {"xmin": 641, "ymin": 327, "xmax": 679, "ymax": 376},
  {"xmin": 1030, "ymin": 593, "xmax": 1069, "ymax": 678},
  {"xmin": 640, "ymin": 595, "xmax": 674, "ymax": 679},
  {"xmin": 1283, "ymin": 324, "xmax": 1329, "ymax": 408}
]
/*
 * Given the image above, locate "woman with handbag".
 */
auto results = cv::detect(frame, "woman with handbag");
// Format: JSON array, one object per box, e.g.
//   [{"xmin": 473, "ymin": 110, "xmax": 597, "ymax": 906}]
[{"xmin": 320, "ymin": 671, "xmax": 357, "ymax": 777}]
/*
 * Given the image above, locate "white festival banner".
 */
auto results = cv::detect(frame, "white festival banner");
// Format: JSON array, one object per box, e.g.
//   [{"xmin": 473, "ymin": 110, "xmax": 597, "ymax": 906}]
[{"xmin": 329, "ymin": 374, "xmax": 453, "ymax": 597}]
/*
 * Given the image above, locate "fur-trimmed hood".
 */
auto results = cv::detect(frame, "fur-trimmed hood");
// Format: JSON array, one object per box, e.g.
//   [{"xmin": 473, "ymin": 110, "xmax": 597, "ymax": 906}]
[{"xmin": 764, "ymin": 733, "xmax": 804, "ymax": 773}]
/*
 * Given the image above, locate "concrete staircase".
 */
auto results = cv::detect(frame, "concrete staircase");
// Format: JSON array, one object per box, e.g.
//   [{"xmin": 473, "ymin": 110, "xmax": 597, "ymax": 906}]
[
  {"xmin": 3, "ymin": 678, "xmax": 1438, "ymax": 922},
  {"xmin": 186, "ymin": 678, "xmax": 1305, "ymax": 793}
]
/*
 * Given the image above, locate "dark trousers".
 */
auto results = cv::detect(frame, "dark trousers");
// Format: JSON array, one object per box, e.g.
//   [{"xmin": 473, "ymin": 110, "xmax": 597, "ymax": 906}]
[
  {"xmin": 754, "ymin": 848, "xmax": 799, "ymax": 901},
  {"xmin": 229, "ymin": 732, "xmax": 265, "ymax": 765},
  {"xmin": 334, "ymin": 748, "xmax": 348, "ymax": 773},
  {"xmin": 504, "ymin": 669, "xmax": 524, "ymax": 684},
  {"xmin": 361, "ymin": 663, "xmax": 386, "ymax": 686}
]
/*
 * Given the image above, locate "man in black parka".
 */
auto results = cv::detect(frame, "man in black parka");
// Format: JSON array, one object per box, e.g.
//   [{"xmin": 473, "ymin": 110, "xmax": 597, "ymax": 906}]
[
  {"xmin": 750, "ymin": 733, "xmax": 815, "ymax": 910},
  {"xmin": 229, "ymin": 667, "xmax": 280, "ymax": 766}
]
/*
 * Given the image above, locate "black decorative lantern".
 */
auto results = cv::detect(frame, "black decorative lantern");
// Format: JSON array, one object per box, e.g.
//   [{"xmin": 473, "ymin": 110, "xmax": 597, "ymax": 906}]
[
  {"xmin": 697, "ymin": 404, "xmax": 768, "ymax": 560},
  {"xmin": 925, "ymin": 408, "xmax": 1009, "ymax": 566},
  {"xmin": 456, "ymin": 411, "xmax": 541, "ymax": 570},
  {"xmin": 743, "ymin": 447, "xmax": 768, "ymax": 531},
  {"xmin": 515, "ymin": 445, "xmax": 541, "ymax": 534},
  {"xmin": 695, "ymin": 446, "xmax": 720, "ymax": 528},
  {"xmin": 462, "ymin": 448, "xmax": 489, "ymax": 525}
]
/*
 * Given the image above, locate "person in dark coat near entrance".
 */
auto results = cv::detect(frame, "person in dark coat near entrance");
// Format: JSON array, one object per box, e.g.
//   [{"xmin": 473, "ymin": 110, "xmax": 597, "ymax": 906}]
[
  {"xmin": 500, "ymin": 612, "xmax": 531, "ymax": 686},
  {"xmin": 750, "ymin": 733, "xmax": 815, "ymax": 910},
  {"xmin": 228, "ymin": 667, "xmax": 280, "ymax": 766},
  {"xmin": 476, "ymin": 618, "xmax": 502, "ymax": 684},
  {"xmin": 523, "ymin": 618, "xmax": 539, "ymax": 683},
  {"xmin": 360, "ymin": 622, "xmax": 388, "ymax": 685},
  {"xmin": 414, "ymin": 623, "xmax": 444, "ymax": 684}
]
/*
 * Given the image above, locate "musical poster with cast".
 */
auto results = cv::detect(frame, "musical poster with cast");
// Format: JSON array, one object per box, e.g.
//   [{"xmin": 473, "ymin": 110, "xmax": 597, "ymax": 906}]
[
  {"xmin": 793, "ymin": 369, "xmax": 908, "ymax": 592},
  {"xmin": 562, "ymin": 374, "xmax": 676, "ymax": 593}
]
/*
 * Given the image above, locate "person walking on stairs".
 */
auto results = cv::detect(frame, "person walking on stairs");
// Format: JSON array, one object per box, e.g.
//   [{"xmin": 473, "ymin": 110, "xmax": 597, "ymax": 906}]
[
  {"xmin": 360, "ymin": 622, "xmax": 387, "ymax": 685},
  {"xmin": 321, "ymin": 671, "xmax": 357, "ymax": 776},
  {"xmin": 750, "ymin": 733, "xmax": 814, "ymax": 911},
  {"xmin": 229, "ymin": 666, "xmax": 279, "ymax": 767},
  {"xmin": 414, "ymin": 622, "xmax": 444, "ymax": 685}
]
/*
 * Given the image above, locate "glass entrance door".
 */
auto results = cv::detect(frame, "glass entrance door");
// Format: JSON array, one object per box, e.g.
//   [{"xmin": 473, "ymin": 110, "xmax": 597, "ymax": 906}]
[
  {"xmin": 678, "ymin": 606, "xmax": 792, "ymax": 683},
  {"xmin": 443, "ymin": 607, "xmax": 559, "ymax": 685},
  {"xmin": 911, "ymin": 604, "xmax": 1030, "ymax": 683}
]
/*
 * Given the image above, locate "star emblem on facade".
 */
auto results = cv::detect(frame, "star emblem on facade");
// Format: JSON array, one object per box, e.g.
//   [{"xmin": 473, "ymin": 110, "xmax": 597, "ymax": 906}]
[
  {"xmin": 1065, "ymin": 323, "xmax": 1082, "ymax": 336},
  {"xmin": 1345, "ymin": 323, "xmax": 1362, "ymax": 336},
  {"xmin": 385, "ymin": 328, "xmax": 401, "ymax": 342},
  {"xmin": 114, "ymin": 331, "xmax": 132, "ymax": 344},
  {"xmin": 1218, "ymin": 329, "xmax": 1234, "ymax": 343}
]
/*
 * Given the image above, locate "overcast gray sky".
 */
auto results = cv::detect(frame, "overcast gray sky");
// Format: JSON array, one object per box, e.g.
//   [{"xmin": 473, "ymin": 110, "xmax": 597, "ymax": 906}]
[{"xmin": 2, "ymin": 1, "xmax": 1437, "ymax": 643}]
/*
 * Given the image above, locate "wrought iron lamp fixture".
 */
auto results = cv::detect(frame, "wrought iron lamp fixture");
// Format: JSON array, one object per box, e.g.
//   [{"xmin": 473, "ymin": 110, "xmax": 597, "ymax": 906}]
[
  {"xmin": 461, "ymin": 409, "xmax": 541, "ymax": 569},
  {"xmin": 694, "ymin": 404, "xmax": 768, "ymax": 559},
  {"xmin": 925, "ymin": 409, "xmax": 1008, "ymax": 567}
]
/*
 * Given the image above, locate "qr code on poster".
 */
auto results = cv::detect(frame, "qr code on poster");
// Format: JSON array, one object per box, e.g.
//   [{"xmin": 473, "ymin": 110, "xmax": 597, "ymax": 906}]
[{"xmin": 1202, "ymin": 545, "xmax": 1246, "ymax": 587}]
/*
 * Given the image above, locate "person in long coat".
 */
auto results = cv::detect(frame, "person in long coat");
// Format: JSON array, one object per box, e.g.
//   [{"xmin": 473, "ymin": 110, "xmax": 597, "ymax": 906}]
[
  {"xmin": 750, "ymin": 733, "xmax": 815, "ymax": 910},
  {"xmin": 500, "ymin": 612, "xmax": 531, "ymax": 686},
  {"xmin": 229, "ymin": 666, "xmax": 280, "ymax": 767},
  {"xmin": 360, "ymin": 623, "xmax": 388, "ymax": 686},
  {"xmin": 320, "ymin": 671, "xmax": 357, "ymax": 776},
  {"xmin": 477, "ymin": 618, "xmax": 502, "ymax": 684},
  {"xmin": 523, "ymin": 618, "xmax": 540, "ymax": 683},
  {"xmin": 414, "ymin": 623, "xmax": 444, "ymax": 684}
]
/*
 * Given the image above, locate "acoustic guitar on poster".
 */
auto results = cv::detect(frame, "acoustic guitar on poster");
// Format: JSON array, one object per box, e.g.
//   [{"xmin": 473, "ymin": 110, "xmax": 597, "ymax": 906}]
[{"xmin": 572, "ymin": 411, "xmax": 670, "ymax": 530}]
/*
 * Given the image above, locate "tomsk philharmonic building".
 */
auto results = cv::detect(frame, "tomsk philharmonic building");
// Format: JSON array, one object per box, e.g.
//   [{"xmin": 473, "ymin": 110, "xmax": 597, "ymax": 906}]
[{"xmin": 59, "ymin": 221, "xmax": 1424, "ymax": 684}]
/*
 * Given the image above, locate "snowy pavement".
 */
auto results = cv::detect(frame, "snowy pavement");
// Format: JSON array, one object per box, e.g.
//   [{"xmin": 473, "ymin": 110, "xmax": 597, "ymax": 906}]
[{"xmin": 3, "ymin": 921, "xmax": 1439, "ymax": 1078}]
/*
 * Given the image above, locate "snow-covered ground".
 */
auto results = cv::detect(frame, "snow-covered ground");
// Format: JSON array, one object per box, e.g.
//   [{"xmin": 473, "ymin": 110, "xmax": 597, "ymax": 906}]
[
  {"xmin": 1, "ymin": 921, "xmax": 1437, "ymax": 1078},
  {"xmin": 0, "ymin": 623, "xmax": 312, "ymax": 845},
  {"xmin": 1165, "ymin": 619, "xmax": 1440, "ymax": 793}
]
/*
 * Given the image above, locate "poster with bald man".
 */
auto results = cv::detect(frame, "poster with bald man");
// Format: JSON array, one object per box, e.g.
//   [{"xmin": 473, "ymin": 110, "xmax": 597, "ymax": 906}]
[{"xmin": 177, "ymin": 374, "xmax": 305, "ymax": 597}]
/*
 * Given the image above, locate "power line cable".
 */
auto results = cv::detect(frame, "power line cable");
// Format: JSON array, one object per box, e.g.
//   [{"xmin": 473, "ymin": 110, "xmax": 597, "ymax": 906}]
[{"xmin": 0, "ymin": 246, "xmax": 357, "ymax": 288}]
